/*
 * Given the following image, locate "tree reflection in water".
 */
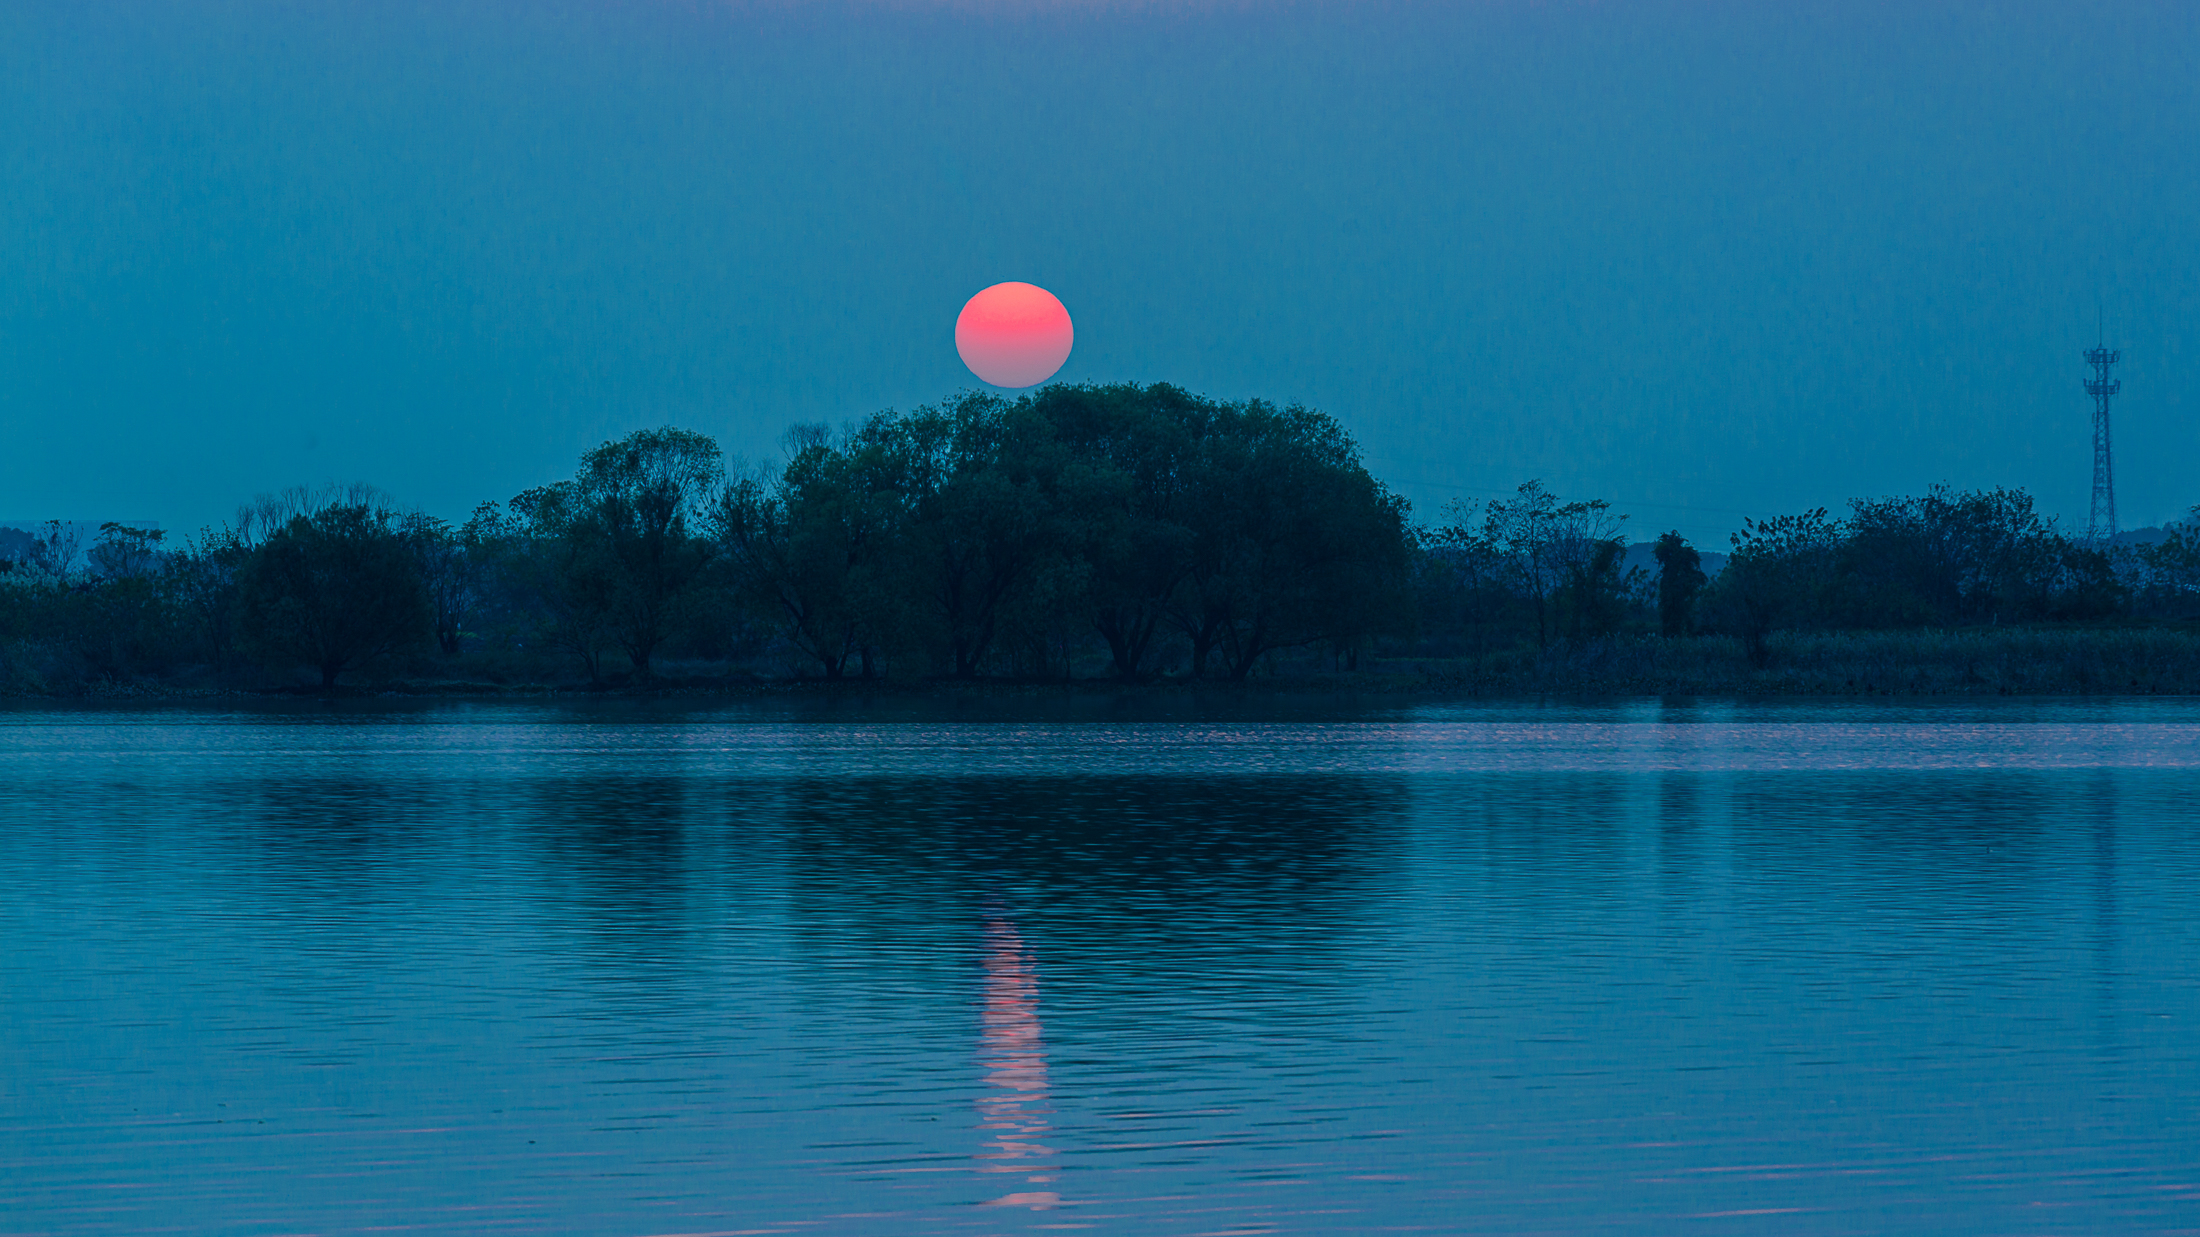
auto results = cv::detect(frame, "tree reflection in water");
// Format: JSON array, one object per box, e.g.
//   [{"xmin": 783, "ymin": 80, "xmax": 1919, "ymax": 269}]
[{"xmin": 976, "ymin": 916, "xmax": 1060, "ymax": 1211}]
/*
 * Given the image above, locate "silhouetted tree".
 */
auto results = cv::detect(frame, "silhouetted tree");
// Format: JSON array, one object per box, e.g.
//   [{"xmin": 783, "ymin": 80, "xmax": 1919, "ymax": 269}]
[
  {"xmin": 165, "ymin": 527, "xmax": 249, "ymax": 668},
  {"xmin": 1840, "ymin": 486, "xmax": 2062, "ymax": 627},
  {"xmin": 1026, "ymin": 383, "xmax": 1207, "ymax": 679},
  {"xmin": 1479, "ymin": 481, "xmax": 1627, "ymax": 648},
  {"xmin": 512, "ymin": 428, "xmax": 724, "ymax": 679},
  {"xmin": 487, "ymin": 490, "xmax": 618, "ymax": 682},
  {"xmin": 237, "ymin": 504, "xmax": 430, "ymax": 687},
  {"xmin": 398, "ymin": 514, "xmax": 482, "ymax": 655},
  {"xmin": 1418, "ymin": 500, "xmax": 1517, "ymax": 660},
  {"xmin": 1555, "ymin": 537, "xmax": 1635, "ymax": 640},
  {"xmin": 1654, "ymin": 531, "xmax": 1707, "ymax": 637},
  {"xmin": 25, "ymin": 520, "xmax": 86, "ymax": 581},
  {"xmin": 2049, "ymin": 543, "xmax": 2128, "ymax": 621},
  {"xmin": 2138, "ymin": 508, "xmax": 2200, "ymax": 619},
  {"xmin": 725, "ymin": 384, "xmax": 1412, "ymax": 680},
  {"xmin": 88, "ymin": 524, "xmax": 165, "ymax": 581},
  {"xmin": 1703, "ymin": 508, "xmax": 1841, "ymax": 668},
  {"xmin": 0, "ymin": 525, "xmax": 33, "ymax": 574},
  {"xmin": 1165, "ymin": 400, "xmax": 1413, "ymax": 677},
  {"xmin": 236, "ymin": 482, "xmax": 394, "ymax": 548},
  {"xmin": 578, "ymin": 427, "xmax": 724, "ymax": 675},
  {"xmin": 887, "ymin": 394, "xmax": 1086, "ymax": 678},
  {"xmin": 715, "ymin": 423, "xmax": 917, "ymax": 678}
]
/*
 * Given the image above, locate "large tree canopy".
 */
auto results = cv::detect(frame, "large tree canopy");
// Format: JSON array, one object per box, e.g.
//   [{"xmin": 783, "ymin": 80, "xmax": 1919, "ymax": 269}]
[
  {"xmin": 715, "ymin": 383, "xmax": 1416, "ymax": 679},
  {"xmin": 504, "ymin": 427, "xmax": 724, "ymax": 678},
  {"xmin": 236, "ymin": 503, "xmax": 430, "ymax": 687}
]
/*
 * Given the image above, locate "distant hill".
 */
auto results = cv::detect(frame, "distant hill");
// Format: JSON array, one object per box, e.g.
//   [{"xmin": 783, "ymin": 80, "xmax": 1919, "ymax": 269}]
[
  {"xmin": 0, "ymin": 519, "xmax": 163, "ymax": 574},
  {"xmin": 2109, "ymin": 524, "xmax": 2187, "ymax": 548}
]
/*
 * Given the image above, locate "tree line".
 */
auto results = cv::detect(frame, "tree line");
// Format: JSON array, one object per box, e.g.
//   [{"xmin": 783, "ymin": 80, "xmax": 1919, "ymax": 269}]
[
  {"xmin": 1417, "ymin": 480, "xmax": 2200, "ymax": 669},
  {"xmin": 3, "ymin": 381, "xmax": 2197, "ymax": 690}
]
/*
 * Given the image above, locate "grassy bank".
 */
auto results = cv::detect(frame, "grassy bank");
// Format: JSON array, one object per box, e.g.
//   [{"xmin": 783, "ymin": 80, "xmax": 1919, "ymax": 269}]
[
  {"xmin": 9, "ymin": 625, "xmax": 2200, "ymax": 700},
  {"xmin": 1407, "ymin": 626, "xmax": 2200, "ymax": 696}
]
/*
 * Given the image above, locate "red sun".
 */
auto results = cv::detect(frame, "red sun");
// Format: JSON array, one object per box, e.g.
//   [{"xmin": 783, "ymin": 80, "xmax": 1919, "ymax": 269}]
[{"xmin": 955, "ymin": 282, "xmax": 1073, "ymax": 388}]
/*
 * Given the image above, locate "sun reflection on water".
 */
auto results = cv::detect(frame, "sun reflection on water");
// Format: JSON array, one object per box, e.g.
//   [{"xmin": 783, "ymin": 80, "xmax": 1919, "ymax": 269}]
[{"xmin": 976, "ymin": 916, "xmax": 1061, "ymax": 1210}]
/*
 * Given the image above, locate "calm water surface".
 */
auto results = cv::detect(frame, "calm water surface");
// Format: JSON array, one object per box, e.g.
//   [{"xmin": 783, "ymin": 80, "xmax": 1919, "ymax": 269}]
[{"xmin": 3, "ymin": 698, "xmax": 2197, "ymax": 1235}]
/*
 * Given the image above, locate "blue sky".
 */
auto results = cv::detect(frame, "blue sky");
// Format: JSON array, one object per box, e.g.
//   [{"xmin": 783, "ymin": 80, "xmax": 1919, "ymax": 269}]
[{"xmin": 2, "ymin": 0, "xmax": 2193, "ymax": 543}]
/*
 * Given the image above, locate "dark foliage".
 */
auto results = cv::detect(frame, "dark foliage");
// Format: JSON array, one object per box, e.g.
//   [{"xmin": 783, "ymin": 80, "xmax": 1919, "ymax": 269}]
[
  {"xmin": 1654, "ymin": 532, "xmax": 1706, "ymax": 637},
  {"xmin": 1685, "ymin": 486, "xmax": 2187, "ymax": 669},
  {"xmin": 1417, "ymin": 481, "xmax": 1639, "ymax": 656},
  {"xmin": 5, "ymin": 386, "xmax": 2198, "ymax": 695},
  {"xmin": 501, "ymin": 428, "xmax": 724, "ymax": 679},
  {"xmin": 715, "ymin": 384, "xmax": 1415, "ymax": 680},
  {"xmin": 236, "ymin": 504, "xmax": 431, "ymax": 687}
]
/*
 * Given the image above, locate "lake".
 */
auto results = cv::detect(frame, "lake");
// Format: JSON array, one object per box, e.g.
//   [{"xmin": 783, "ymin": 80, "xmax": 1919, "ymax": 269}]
[{"xmin": 3, "ymin": 697, "xmax": 2197, "ymax": 1235}]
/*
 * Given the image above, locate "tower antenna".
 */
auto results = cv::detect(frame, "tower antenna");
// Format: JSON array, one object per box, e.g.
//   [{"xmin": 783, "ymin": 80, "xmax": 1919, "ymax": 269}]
[{"xmin": 2084, "ymin": 322, "xmax": 2121, "ymax": 544}]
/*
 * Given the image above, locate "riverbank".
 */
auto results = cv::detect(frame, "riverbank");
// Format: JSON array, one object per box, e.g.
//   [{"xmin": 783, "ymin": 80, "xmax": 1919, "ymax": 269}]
[
  {"xmin": 9, "ymin": 625, "xmax": 2200, "ymax": 700},
  {"xmin": 1413, "ymin": 626, "xmax": 2200, "ymax": 696}
]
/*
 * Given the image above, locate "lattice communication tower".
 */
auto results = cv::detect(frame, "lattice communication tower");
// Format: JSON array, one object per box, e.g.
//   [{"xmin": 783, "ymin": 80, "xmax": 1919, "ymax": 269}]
[{"xmin": 2085, "ymin": 343, "xmax": 2121, "ymax": 543}]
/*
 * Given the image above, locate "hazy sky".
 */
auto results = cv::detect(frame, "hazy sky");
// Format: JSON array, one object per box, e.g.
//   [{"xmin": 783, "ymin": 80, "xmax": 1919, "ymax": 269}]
[{"xmin": 3, "ymin": 0, "xmax": 2194, "ymax": 543}]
